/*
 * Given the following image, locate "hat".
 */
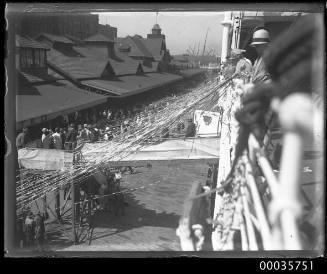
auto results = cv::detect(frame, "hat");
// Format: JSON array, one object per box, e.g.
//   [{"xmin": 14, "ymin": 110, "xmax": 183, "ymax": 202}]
[
  {"xmin": 251, "ymin": 28, "xmax": 270, "ymax": 46},
  {"xmin": 84, "ymin": 124, "xmax": 88, "ymax": 128},
  {"xmin": 105, "ymin": 127, "xmax": 110, "ymax": 131},
  {"xmin": 42, "ymin": 128, "xmax": 47, "ymax": 133}
]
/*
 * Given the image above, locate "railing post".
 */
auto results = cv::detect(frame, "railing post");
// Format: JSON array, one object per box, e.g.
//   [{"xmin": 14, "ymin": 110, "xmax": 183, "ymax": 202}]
[{"xmin": 270, "ymin": 93, "xmax": 313, "ymax": 250}]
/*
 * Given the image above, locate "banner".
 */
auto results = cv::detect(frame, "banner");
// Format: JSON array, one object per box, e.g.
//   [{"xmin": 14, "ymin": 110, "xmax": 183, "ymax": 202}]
[{"xmin": 194, "ymin": 110, "xmax": 220, "ymax": 137}]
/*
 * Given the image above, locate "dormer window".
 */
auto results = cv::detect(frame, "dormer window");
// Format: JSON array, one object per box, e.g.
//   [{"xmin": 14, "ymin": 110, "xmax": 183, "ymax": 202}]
[
  {"xmin": 118, "ymin": 43, "xmax": 131, "ymax": 52},
  {"xmin": 20, "ymin": 48, "xmax": 47, "ymax": 69},
  {"xmin": 16, "ymin": 35, "xmax": 49, "ymax": 70}
]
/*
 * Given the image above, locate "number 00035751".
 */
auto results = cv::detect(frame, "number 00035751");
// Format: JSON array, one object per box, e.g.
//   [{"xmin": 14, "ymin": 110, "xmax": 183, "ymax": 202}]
[{"xmin": 259, "ymin": 260, "xmax": 313, "ymax": 271}]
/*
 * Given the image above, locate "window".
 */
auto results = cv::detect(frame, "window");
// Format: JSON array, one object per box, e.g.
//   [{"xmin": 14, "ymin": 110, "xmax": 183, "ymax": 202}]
[{"xmin": 20, "ymin": 48, "xmax": 46, "ymax": 69}]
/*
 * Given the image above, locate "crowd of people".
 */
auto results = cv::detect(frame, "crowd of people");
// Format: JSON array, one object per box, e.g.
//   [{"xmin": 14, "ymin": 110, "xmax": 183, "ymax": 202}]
[
  {"xmin": 16, "ymin": 210, "xmax": 46, "ymax": 251},
  {"xmin": 16, "ymin": 75, "xmax": 207, "ymax": 152},
  {"xmin": 16, "ymin": 98, "xmax": 200, "ymax": 152}
]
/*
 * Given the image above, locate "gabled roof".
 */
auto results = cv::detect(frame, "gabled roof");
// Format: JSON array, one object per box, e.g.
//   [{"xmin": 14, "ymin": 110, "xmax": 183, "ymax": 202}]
[
  {"xmin": 84, "ymin": 33, "xmax": 114, "ymax": 43},
  {"xmin": 108, "ymin": 59, "xmax": 144, "ymax": 76},
  {"xmin": 74, "ymin": 45, "xmax": 143, "ymax": 76},
  {"xmin": 130, "ymin": 36, "xmax": 153, "ymax": 58},
  {"xmin": 142, "ymin": 38, "xmax": 164, "ymax": 60},
  {"xmin": 16, "ymin": 35, "xmax": 50, "ymax": 50},
  {"xmin": 47, "ymin": 49, "xmax": 109, "ymax": 79},
  {"xmin": 142, "ymin": 61, "xmax": 160, "ymax": 73},
  {"xmin": 35, "ymin": 33, "xmax": 74, "ymax": 45},
  {"xmin": 116, "ymin": 36, "xmax": 153, "ymax": 59}
]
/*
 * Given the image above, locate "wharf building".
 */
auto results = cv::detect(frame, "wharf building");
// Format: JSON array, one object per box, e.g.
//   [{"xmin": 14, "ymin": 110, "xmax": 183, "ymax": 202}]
[{"xmin": 15, "ymin": 14, "xmax": 205, "ymax": 136}]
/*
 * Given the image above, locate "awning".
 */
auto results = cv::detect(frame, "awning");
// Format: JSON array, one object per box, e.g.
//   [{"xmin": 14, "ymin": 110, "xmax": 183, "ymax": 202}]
[
  {"xmin": 81, "ymin": 137, "xmax": 220, "ymax": 165},
  {"xmin": 81, "ymin": 72, "xmax": 183, "ymax": 97},
  {"xmin": 16, "ymin": 80, "xmax": 108, "ymax": 128},
  {"xmin": 18, "ymin": 148, "xmax": 74, "ymax": 171}
]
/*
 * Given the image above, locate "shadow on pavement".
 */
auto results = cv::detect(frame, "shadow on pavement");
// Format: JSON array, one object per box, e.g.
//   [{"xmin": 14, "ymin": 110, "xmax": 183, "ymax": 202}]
[{"xmin": 89, "ymin": 190, "xmax": 180, "ymax": 242}]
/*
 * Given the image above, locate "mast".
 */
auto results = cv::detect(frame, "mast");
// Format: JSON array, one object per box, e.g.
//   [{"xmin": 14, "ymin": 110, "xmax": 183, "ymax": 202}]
[{"xmin": 202, "ymin": 28, "xmax": 210, "ymax": 56}]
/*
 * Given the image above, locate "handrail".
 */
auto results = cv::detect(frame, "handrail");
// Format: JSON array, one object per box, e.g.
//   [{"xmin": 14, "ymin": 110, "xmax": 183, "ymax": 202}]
[
  {"xmin": 244, "ymin": 154, "xmax": 274, "ymax": 250},
  {"xmin": 208, "ymin": 71, "xmax": 316, "ymax": 251},
  {"xmin": 269, "ymin": 93, "xmax": 313, "ymax": 250},
  {"xmin": 248, "ymin": 134, "xmax": 278, "ymax": 198},
  {"xmin": 240, "ymin": 178, "xmax": 258, "ymax": 250}
]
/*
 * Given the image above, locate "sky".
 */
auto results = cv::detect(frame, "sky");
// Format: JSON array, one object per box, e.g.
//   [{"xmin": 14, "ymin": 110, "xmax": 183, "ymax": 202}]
[{"xmin": 94, "ymin": 12, "xmax": 225, "ymax": 56}]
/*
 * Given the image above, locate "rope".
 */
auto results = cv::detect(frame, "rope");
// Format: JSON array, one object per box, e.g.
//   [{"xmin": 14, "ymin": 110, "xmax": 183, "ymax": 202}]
[{"xmin": 16, "ymin": 75, "xmax": 234, "ymax": 211}]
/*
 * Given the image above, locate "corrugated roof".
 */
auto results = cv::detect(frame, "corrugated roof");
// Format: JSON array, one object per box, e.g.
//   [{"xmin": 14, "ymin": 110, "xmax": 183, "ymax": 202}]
[
  {"xmin": 16, "ymin": 35, "xmax": 50, "ymax": 50},
  {"xmin": 82, "ymin": 72, "xmax": 182, "ymax": 97},
  {"xmin": 47, "ymin": 49, "xmax": 108, "ymax": 79},
  {"xmin": 84, "ymin": 33, "xmax": 114, "ymax": 43},
  {"xmin": 17, "ymin": 79, "xmax": 107, "ymax": 123},
  {"xmin": 36, "ymin": 33, "xmax": 74, "ymax": 44}
]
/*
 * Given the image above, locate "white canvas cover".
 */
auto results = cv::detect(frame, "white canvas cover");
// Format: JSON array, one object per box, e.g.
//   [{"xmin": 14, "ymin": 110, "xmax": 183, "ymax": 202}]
[
  {"xmin": 81, "ymin": 137, "xmax": 219, "ymax": 164},
  {"xmin": 193, "ymin": 110, "xmax": 220, "ymax": 137},
  {"xmin": 18, "ymin": 148, "xmax": 74, "ymax": 171}
]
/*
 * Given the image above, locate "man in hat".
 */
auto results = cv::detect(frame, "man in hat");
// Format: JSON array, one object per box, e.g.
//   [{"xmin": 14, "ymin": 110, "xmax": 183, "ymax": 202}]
[
  {"xmin": 232, "ymin": 49, "xmax": 253, "ymax": 83},
  {"xmin": 185, "ymin": 118, "xmax": 196, "ymax": 138},
  {"xmin": 250, "ymin": 27, "xmax": 271, "ymax": 84}
]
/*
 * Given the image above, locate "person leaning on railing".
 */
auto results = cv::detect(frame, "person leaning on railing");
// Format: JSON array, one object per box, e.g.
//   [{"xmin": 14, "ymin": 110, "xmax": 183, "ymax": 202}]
[
  {"xmin": 234, "ymin": 27, "xmax": 278, "ymax": 162},
  {"xmin": 232, "ymin": 49, "xmax": 253, "ymax": 84}
]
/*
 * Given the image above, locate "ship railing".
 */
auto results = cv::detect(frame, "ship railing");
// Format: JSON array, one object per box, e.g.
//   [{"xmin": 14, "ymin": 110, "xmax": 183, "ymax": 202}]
[{"xmin": 177, "ymin": 74, "xmax": 319, "ymax": 251}]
